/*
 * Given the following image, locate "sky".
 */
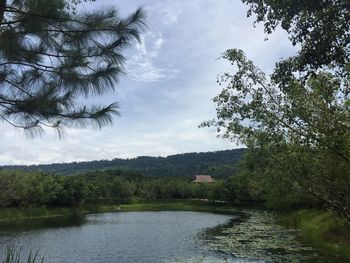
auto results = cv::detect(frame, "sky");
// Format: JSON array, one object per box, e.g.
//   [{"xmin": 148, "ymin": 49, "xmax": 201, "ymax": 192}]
[{"xmin": 0, "ymin": 0, "xmax": 297, "ymax": 165}]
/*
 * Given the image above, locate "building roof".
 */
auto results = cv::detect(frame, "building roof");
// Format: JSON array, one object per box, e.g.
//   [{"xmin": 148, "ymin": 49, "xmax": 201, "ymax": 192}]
[{"xmin": 193, "ymin": 175, "xmax": 214, "ymax": 183}]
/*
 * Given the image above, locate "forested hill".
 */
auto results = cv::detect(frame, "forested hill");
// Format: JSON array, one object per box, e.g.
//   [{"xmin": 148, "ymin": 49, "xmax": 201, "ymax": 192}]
[{"xmin": 2, "ymin": 149, "xmax": 245, "ymax": 178}]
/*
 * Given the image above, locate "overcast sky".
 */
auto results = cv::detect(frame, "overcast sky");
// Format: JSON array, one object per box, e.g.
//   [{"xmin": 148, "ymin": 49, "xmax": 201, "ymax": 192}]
[{"xmin": 0, "ymin": 0, "xmax": 297, "ymax": 165}]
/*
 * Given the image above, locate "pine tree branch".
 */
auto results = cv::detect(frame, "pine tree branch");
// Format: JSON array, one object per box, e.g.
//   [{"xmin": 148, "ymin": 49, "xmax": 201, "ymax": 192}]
[
  {"xmin": 0, "ymin": 2, "xmax": 146, "ymax": 135},
  {"xmin": 0, "ymin": 0, "xmax": 6, "ymax": 24}
]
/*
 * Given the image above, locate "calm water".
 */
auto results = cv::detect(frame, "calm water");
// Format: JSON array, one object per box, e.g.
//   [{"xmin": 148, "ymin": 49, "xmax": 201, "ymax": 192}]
[{"xmin": 0, "ymin": 210, "xmax": 332, "ymax": 263}]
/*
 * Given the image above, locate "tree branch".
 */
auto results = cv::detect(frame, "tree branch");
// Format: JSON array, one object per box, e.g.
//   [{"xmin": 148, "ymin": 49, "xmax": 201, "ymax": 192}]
[{"xmin": 0, "ymin": 0, "xmax": 6, "ymax": 24}]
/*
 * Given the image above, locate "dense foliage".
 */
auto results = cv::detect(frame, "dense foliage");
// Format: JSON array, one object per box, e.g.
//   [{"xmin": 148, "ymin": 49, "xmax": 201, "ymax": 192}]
[
  {"xmin": 243, "ymin": 0, "xmax": 350, "ymax": 75},
  {"xmin": 204, "ymin": 0, "xmax": 350, "ymax": 222},
  {"xmin": 0, "ymin": 169, "xmax": 235, "ymax": 208},
  {"xmin": 2, "ymin": 149, "xmax": 244, "ymax": 178},
  {"xmin": 0, "ymin": 0, "xmax": 145, "ymax": 136}
]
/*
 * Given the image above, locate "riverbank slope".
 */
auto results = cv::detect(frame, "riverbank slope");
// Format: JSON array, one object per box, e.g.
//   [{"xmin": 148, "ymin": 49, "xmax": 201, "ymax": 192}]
[{"xmin": 279, "ymin": 209, "xmax": 350, "ymax": 261}]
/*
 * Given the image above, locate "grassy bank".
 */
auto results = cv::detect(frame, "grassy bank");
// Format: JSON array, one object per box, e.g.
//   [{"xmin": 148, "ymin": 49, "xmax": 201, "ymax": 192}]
[
  {"xmin": 120, "ymin": 199, "xmax": 238, "ymax": 214},
  {"xmin": 278, "ymin": 209, "xmax": 350, "ymax": 260},
  {"xmin": 0, "ymin": 204, "xmax": 120, "ymax": 222},
  {"xmin": 0, "ymin": 200, "xmax": 236, "ymax": 222}
]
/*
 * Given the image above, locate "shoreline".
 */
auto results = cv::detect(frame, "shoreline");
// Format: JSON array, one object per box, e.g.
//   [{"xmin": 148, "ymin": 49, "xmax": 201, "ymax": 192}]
[
  {"xmin": 0, "ymin": 204, "xmax": 121, "ymax": 223},
  {"xmin": 0, "ymin": 200, "xmax": 238, "ymax": 223}
]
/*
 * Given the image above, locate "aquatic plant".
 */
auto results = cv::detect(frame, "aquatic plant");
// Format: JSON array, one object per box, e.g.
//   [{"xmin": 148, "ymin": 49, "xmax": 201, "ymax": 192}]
[
  {"xmin": 203, "ymin": 210, "xmax": 328, "ymax": 262},
  {"xmin": 1, "ymin": 244, "xmax": 44, "ymax": 263}
]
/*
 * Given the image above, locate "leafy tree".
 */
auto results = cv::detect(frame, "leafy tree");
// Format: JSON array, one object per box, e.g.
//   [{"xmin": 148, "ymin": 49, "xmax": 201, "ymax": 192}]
[
  {"xmin": 20, "ymin": 171, "xmax": 61, "ymax": 206},
  {"xmin": 61, "ymin": 175, "xmax": 87, "ymax": 207},
  {"xmin": 204, "ymin": 49, "xmax": 350, "ymax": 156},
  {"xmin": 0, "ymin": 170, "xmax": 22, "ymax": 207},
  {"xmin": 203, "ymin": 48, "xmax": 350, "ymax": 221},
  {"xmin": 242, "ymin": 0, "xmax": 350, "ymax": 76},
  {"xmin": 0, "ymin": 0, "xmax": 145, "ymax": 136},
  {"xmin": 202, "ymin": 0, "xmax": 350, "ymax": 221}
]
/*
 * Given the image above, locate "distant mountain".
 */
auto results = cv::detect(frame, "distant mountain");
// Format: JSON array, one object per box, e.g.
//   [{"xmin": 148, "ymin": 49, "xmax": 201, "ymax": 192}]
[{"xmin": 1, "ymin": 149, "xmax": 246, "ymax": 178}]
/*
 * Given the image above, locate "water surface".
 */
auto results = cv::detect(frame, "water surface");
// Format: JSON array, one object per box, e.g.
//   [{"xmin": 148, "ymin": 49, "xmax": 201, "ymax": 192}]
[
  {"xmin": 0, "ymin": 211, "xmax": 234, "ymax": 263},
  {"xmin": 0, "ymin": 210, "xmax": 334, "ymax": 262}
]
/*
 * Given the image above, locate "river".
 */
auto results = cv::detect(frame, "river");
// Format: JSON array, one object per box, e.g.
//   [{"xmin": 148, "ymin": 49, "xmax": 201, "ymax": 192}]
[{"xmin": 0, "ymin": 210, "xmax": 334, "ymax": 262}]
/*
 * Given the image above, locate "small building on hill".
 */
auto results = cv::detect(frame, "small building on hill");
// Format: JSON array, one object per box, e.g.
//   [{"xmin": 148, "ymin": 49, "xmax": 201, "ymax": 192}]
[{"xmin": 193, "ymin": 175, "xmax": 214, "ymax": 183}]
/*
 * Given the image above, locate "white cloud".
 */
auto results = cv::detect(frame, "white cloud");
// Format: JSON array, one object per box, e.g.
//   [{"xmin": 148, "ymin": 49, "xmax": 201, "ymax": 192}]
[
  {"xmin": 0, "ymin": 119, "xmax": 236, "ymax": 165},
  {"xmin": 126, "ymin": 32, "xmax": 179, "ymax": 82},
  {"xmin": 151, "ymin": 37, "xmax": 164, "ymax": 56},
  {"xmin": 160, "ymin": 7, "xmax": 181, "ymax": 26}
]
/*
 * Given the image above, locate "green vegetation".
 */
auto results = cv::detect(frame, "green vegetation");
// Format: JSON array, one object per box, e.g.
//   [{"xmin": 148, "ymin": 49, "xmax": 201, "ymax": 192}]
[
  {"xmin": 0, "ymin": 204, "xmax": 120, "ymax": 222},
  {"xmin": 279, "ymin": 209, "xmax": 350, "ymax": 261},
  {"xmin": 207, "ymin": 209, "xmax": 321, "ymax": 262},
  {"xmin": 242, "ymin": 0, "xmax": 349, "ymax": 75},
  {"xmin": 0, "ymin": 206, "xmax": 73, "ymax": 222},
  {"xmin": 2, "ymin": 244, "xmax": 44, "ymax": 263},
  {"xmin": 203, "ymin": 50, "xmax": 350, "ymax": 219},
  {"xmin": 0, "ymin": 169, "xmax": 237, "ymax": 221}
]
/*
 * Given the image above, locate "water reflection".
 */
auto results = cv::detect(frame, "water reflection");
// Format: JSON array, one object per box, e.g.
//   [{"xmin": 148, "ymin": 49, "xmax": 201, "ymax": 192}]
[{"xmin": 0, "ymin": 215, "xmax": 86, "ymax": 232}]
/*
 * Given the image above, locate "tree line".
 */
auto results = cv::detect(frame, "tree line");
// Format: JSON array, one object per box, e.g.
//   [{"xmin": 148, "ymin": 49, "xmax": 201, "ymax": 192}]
[{"xmin": 0, "ymin": 169, "xmax": 235, "ymax": 208}]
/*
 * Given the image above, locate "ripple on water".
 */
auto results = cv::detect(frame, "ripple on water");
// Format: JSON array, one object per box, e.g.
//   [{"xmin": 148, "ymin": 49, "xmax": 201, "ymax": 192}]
[{"xmin": 0, "ymin": 211, "xmax": 234, "ymax": 263}]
